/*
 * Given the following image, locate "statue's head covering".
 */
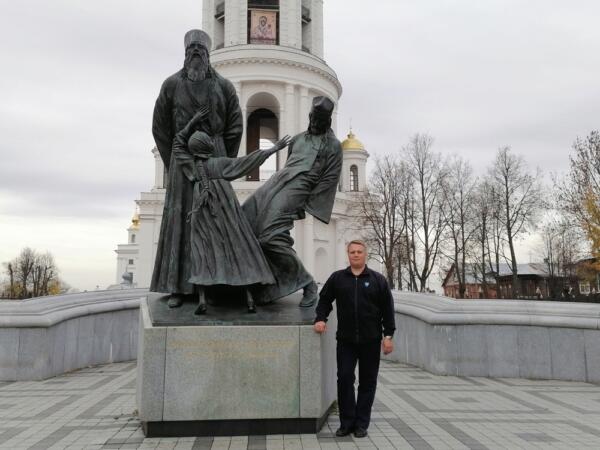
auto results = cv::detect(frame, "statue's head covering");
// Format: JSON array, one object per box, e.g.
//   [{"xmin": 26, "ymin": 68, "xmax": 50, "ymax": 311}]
[
  {"xmin": 184, "ymin": 29, "xmax": 212, "ymax": 51},
  {"xmin": 310, "ymin": 96, "xmax": 335, "ymax": 118},
  {"xmin": 188, "ymin": 131, "xmax": 214, "ymax": 159}
]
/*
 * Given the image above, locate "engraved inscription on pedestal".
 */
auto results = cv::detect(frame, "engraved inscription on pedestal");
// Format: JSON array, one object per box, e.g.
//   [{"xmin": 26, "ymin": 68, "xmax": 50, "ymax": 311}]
[{"xmin": 163, "ymin": 326, "xmax": 300, "ymax": 421}]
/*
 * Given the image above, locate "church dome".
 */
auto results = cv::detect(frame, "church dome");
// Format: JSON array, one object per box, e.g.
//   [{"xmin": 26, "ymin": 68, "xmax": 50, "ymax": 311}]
[
  {"xmin": 131, "ymin": 212, "xmax": 140, "ymax": 230},
  {"xmin": 341, "ymin": 130, "xmax": 365, "ymax": 151}
]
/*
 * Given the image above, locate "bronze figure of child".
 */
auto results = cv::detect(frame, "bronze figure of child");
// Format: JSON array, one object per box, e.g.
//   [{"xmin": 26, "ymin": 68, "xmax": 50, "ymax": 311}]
[{"xmin": 171, "ymin": 109, "xmax": 291, "ymax": 314}]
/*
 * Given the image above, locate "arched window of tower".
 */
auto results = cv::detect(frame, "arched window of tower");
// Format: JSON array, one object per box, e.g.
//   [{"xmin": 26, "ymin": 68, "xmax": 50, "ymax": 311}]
[
  {"xmin": 350, "ymin": 165, "xmax": 359, "ymax": 192},
  {"xmin": 246, "ymin": 108, "xmax": 279, "ymax": 181},
  {"xmin": 214, "ymin": 2, "xmax": 225, "ymax": 49},
  {"xmin": 248, "ymin": 0, "xmax": 279, "ymax": 45},
  {"xmin": 301, "ymin": 0, "xmax": 312, "ymax": 53}
]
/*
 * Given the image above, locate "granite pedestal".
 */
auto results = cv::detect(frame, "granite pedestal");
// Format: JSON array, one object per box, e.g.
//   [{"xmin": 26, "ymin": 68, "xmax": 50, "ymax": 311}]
[{"xmin": 137, "ymin": 293, "xmax": 337, "ymax": 437}]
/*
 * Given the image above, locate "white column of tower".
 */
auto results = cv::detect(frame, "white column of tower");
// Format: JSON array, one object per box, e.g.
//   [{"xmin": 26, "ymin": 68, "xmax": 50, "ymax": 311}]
[
  {"xmin": 202, "ymin": 0, "xmax": 215, "ymax": 39},
  {"xmin": 238, "ymin": 0, "xmax": 248, "ymax": 44},
  {"xmin": 224, "ymin": 0, "xmax": 240, "ymax": 46},
  {"xmin": 310, "ymin": 0, "xmax": 324, "ymax": 58},
  {"xmin": 233, "ymin": 81, "xmax": 247, "ymax": 156},
  {"xmin": 288, "ymin": 0, "xmax": 302, "ymax": 48},
  {"xmin": 299, "ymin": 86, "xmax": 310, "ymax": 132},
  {"xmin": 152, "ymin": 148, "xmax": 164, "ymax": 189},
  {"xmin": 332, "ymin": 106, "xmax": 338, "ymax": 134},
  {"xmin": 280, "ymin": 83, "xmax": 295, "ymax": 169},
  {"xmin": 335, "ymin": 218, "xmax": 347, "ymax": 269},
  {"xmin": 240, "ymin": 105, "xmax": 247, "ymax": 156},
  {"xmin": 279, "ymin": 0, "xmax": 299, "ymax": 48},
  {"xmin": 303, "ymin": 215, "xmax": 315, "ymax": 275}
]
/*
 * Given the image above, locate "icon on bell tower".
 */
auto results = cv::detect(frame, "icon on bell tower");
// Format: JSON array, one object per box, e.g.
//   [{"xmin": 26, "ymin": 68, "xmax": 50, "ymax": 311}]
[{"xmin": 203, "ymin": 0, "xmax": 324, "ymax": 58}]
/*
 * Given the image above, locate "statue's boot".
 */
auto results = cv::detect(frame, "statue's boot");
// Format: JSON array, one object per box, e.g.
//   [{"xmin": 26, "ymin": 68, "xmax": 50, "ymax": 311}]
[
  {"xmin": 299, "ymin": 280, "xmax": 318, "ymax": 307},
  {"xmin": 246, "ymin": 290, "xmax": 257, "ymax": 314},
  {"xmin": 167, "ymin": 294, "xmax": 184, "ymax": 308},
  {"xmin": 194, "ymin": 288, "xmax": 207, "ymax": 315}
]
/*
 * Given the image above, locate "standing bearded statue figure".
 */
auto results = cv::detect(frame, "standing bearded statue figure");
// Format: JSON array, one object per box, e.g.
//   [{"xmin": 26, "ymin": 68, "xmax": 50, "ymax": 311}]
[
  {"xmin": 242, "ymin": 96, "xmax": 343, "ymax": 307},
  {"xmin": 150, "ymin": 29, "xmax": 243, "ymax": 308}
]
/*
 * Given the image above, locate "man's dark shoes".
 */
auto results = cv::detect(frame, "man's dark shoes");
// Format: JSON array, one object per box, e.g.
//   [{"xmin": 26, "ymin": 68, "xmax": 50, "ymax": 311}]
[
  {"xmin": 353, "ymin": 428, "xmax": 368, "ymax": 438},
  {"xmin": 335, "ymin": 427, "xmax": 352, "ymax": 437}
]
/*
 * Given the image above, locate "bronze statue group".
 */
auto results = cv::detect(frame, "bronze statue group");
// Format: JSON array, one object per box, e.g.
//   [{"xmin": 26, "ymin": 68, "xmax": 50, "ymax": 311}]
[{"xmin": 150, "ymin": 29, "xmax": 342, "ymax": 314}]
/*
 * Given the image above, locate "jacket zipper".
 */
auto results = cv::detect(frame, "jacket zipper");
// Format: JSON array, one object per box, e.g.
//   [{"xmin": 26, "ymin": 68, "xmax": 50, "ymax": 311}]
[{"xmin": 354, "ymin": 276, "xmax": 359, "ymax": 343}]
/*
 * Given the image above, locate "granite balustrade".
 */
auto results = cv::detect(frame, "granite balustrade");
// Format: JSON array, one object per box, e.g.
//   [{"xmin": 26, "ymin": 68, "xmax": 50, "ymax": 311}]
[
  {"xmin": 3, "ymin": 288, "xmax": 600, "ymax": 383},
  {"xmin": 387, "ymin": 292, "xmax": 600, "ymax": 383},
  {"xmin": 0, "ymin": 289, "xmax": 145, "ymax": 381}
]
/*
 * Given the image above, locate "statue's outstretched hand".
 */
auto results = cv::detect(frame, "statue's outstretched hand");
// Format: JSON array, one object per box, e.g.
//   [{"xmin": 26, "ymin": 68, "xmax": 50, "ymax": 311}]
[
  {"xmin": 190, "ymin": 104, "xmax": 210, "ymax": 128},
  {"xmin": 264, "ymin": 135, "xmax": 291, "ymax": 155}
]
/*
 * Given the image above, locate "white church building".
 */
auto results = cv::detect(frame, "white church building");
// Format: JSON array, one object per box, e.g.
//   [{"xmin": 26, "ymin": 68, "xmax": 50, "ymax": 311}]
[{"xmin": 114, "ymin": 0, "xmax": 370, "ymax": 288}]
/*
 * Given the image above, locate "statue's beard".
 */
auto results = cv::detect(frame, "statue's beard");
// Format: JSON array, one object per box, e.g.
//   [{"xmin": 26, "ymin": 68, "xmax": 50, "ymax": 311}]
[
  {"xmin": 184, "ymin": 51, "xmax": 210, "ymax": 81},
  {"xmin": 308, "ymin": 115, "xmax": 331, "ymax": 135}
]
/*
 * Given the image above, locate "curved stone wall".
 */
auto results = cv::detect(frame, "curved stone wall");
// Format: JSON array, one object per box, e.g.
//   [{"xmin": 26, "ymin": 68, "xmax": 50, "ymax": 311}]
[
  {"xmin": 0, "ymin": 289, "xmax": 146, "ymax": 381},
  {"xmin": 4, "ymin": 289, "xmax": 599, "ymax": 383},
  {"xmin": 388, "ymin": 292, "xmax": 600, "ymax": 383}
]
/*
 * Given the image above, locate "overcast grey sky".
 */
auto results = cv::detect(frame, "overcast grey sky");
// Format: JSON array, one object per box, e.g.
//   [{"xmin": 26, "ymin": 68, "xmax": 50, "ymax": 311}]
[{"xmin": 1, "ymin": 0, "xmax": 599, "ymax": 290}]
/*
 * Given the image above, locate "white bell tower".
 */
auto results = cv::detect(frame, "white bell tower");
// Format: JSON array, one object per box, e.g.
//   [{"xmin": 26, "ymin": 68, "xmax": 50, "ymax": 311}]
[{"xmin": 202, "ymin": 0, "xmax": 341, "ymax": 171}]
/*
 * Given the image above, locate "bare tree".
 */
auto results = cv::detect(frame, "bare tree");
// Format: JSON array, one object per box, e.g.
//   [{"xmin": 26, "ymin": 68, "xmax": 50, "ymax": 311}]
[
  {"xmin": 555, "ymin": 131, "xmax": 600, "ymax": 230},
  {"xmin": 31, "ymin": 252, "xmax": 57, "ymax": 298},
  {"xmin": 1, "ymin": 248, "xmax": 63, "ymax": 299},
  {"xmin": 17, "ymin": 248, "xmax": 36, "ymax": 299},
  {"xmin": 2, "ymin": 262, "xmax": 18, "ymax": 299},
  {"xmin": 469, "ymin": 180, "xmax": 507, "ymax": 297},
  {"xmin": 440, "ymin": 156, "xmax": 478, "ymax": 298},
  {"xmin": 538, "ymin": 216, "xmax": 584, "ymax": 298},
  {"xmin": 487, "ymin": 184, "xmax": 505, "ymax": 277},
  {"xmin": 470, "ymin": 180, "xmax": 493, "ymax": 297},
  {"xmin": 355, "ymin": 155, "xmax": 408, "ymax": 288},
  {"xmin": 555, "ymin": 131, "xmax": 600, "ymax": 273},
  {"xmin": 399, "ymin": 181, "xmax": 419, "ymax": 291},
  {"xmin": 404, "ymin": 134, "xmax": 448, "ymax": 292},
  {"xmin": 489, "ymin": 147, "xmax": 544, "ymax": 297}
]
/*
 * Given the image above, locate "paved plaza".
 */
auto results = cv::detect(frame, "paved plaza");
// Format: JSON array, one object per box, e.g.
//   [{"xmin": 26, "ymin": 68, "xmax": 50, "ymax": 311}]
[{"xmin": 2, "ymin": 361, "xmax": 600, "ymax": 449}]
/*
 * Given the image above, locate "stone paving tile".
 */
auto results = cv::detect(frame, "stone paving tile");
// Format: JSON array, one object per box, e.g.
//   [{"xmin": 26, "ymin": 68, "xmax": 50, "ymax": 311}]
[{"xmin": 4, "ymin": 360, "xmax": 600, "ymax": 449}]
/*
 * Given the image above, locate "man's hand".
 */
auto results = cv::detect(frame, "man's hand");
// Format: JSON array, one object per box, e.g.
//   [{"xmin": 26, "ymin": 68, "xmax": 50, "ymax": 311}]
[
  {"xmin": 313, "ymin": 321, "xmax": 327, "ymax": 334},
  {"xmin": 382, "ymin": 337, "xmax": 394, "ymax": 355}
]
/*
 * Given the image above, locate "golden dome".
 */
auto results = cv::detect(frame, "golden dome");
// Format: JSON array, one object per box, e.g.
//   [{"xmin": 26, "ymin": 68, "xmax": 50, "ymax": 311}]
[
  {"xmin": 131, "ymin": 212, "xmax": 140, "ymax": 230},
  {"xmin": 341, "ymin": 130, "xmax": 365, "ymax": 151}
]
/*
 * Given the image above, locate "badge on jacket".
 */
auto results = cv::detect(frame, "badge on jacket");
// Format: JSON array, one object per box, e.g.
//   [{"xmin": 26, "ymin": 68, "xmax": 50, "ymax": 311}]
[{"xmin": 364, "ymin": 282, "xmax": 370, "ymax": 287}]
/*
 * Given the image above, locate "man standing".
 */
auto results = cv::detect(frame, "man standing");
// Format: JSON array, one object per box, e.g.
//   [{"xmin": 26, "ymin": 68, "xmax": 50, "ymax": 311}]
[
  {"xmin": 242, "ymin": 96, "xmax": 342, "ymax": 307},
  {"xmin": 150, "ymin": 29, "xmax": 243, "ymax": 308},
  {"xmin": 314, "ymin": 240, "xmax": 396, "ymax": 438}
]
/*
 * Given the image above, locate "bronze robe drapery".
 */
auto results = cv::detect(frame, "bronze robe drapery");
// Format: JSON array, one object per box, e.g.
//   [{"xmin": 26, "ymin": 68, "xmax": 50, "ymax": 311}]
[
  {"xmin": 170, "ymin": 129, "xmax": 275, "ymax": 287},
  {"xmin": 242, "ymin": 129, "xmax": 343, "ymax": 304},
  {"xmin": 150, "ymin": 68, "xmax": 243, "ymax": 294}
]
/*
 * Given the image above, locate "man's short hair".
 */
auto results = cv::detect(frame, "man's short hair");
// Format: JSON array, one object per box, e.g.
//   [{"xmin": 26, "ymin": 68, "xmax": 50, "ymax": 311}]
[{"xmin": 346, "ymin": 240, "xmax": 367, "ymax": 251}]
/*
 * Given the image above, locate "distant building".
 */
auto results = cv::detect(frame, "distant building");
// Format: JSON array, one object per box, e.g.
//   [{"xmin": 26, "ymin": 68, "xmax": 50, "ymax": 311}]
[
  {"xmin": 572, "ymin": 257, "xmax": 600, "ymax": 296},
  {"xmin": 442, "ymin": 263, "xmax": 498, "ymax": 299},
  {"xmin": 442, "ymin": 262, "xmax": 578, "ymax": 300},
  {"xmin": 495, "ymin": 263, "xmax": 554, "ymax": 299}
]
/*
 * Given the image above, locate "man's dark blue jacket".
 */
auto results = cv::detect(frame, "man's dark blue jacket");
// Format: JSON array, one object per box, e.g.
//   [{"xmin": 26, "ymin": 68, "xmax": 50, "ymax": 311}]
[{"xmin": 315, "ymin": 266, "xmax": 396, "ymax": 343}]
